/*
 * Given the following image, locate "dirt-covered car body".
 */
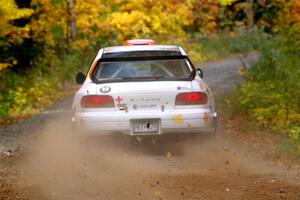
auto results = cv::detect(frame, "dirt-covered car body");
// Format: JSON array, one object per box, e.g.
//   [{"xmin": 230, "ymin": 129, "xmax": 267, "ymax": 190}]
[{"xmin": 72, "ymin": 44, "xmax": 217, "ymax": 135}]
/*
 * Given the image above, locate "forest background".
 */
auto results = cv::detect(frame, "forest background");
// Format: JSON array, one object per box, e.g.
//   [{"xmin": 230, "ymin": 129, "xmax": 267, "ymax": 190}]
[{"xmin": 1, "ymin": 0, "xmax": 300, "ymax": 156}]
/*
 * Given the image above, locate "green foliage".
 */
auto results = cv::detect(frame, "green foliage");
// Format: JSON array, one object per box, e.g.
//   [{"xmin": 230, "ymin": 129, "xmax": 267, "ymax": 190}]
[
  {"xmin": 289, "ymin": 126, "xmax": 300, "ymax": 142},
  {"xmin": 276, "ymin": 129, "xmax": 300, "ymax": 158},
  {"xmin": 187, "ymin": 30, "xmax": 261, "ymax": 63},
  {"xmin": 0, "ymin": 51, "xmax": 85, "ymax": 124},
  {"xmin": 238, "ymin": 81, "xmax": 300, "ymax": 129},
  {"xmin": 236, "ymin": 26, "xmax": 300, "ymax": 157}
]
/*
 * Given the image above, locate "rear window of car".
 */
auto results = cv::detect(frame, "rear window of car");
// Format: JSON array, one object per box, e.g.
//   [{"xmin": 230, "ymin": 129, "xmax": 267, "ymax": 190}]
[{"xmin": 93, "ymin": 58, "xmax": 194, "ymax": 82}]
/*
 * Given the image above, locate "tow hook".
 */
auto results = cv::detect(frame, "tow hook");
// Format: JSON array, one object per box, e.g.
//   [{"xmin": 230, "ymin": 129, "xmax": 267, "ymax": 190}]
[{"xmin": 211, "ymin": 112, "xmax": 217, "ymax": 118}]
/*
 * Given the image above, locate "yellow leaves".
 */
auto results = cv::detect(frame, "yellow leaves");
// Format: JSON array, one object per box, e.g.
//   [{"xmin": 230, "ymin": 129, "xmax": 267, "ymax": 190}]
[
  {"xmin": 276, "ymin": 0, "xmax": 300, "ymax": 28},
  {"xmin": 0, "ymin": 0, "xmax": 33, "ymax": 20},
  {"xmin": 0, "ymin": 0, "xmax": 33, "ymax": 36},
  {"xmin": 71, "ymin": 1, "xmax": 110, "ymax": 47},
  {"xmin": 218, "ymin": 0, "xmax": 237, "ymax": 6},
  {"xmin": 238, "ymin": 66, "xmax": 247, "ymax": 76},
  {"xmin": 0, "ymin": 0, "xmax": 222, "ymax": 51},
  {"xmin": 99, "ymin": 0, "xmax": 193, "ymax": 43},
  {"xmin": 117, "ymin": 0, "xmax": 146, "ymax": 11},
  {"xmin": 71, "ymin": 39, "xmax": 90, "ymax": 49},
  {"xmin": 151, "ymin": 2, "xmax": 191, "ymax": 35},
  {"xmin": 0, "ymin": 63, "xmax": 10, "ymax": 71},
  {"xmin": 190, "ymin": 1, "xmax": 219, "ymax": 34},
  {"xmin": 0, "ymin": 60, "xmax": 17, "ymax": 71},
  {"xmin": 110, "ymin": 11, "xmax": 151, "ymax": 42},
  {"xmin": 5, "ymin": 78, "xmax": 62, "ymax": 119},
  {"xmin": 289, "ymin": 126, "xmax": 300, "ymax": 142},
  {"xmin": 238, "ymin": 81, "xmax": 300, "ymax": 130},
  {"xmin": 29, "ymin": 1, "xmax": 63, "ymax": 48},
  {"xmin": 288, "ymin": 0, "xmax": 300, "ymax": 26}
]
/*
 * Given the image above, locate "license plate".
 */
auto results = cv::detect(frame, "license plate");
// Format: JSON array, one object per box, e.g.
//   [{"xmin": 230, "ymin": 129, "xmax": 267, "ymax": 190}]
[{"xmin": 131, "ymin": 119, "xmax": 160, "ymax": 134}]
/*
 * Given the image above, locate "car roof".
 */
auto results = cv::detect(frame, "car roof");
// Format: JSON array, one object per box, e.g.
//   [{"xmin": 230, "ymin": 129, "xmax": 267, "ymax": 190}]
[{"xmin": 98, "ymin": 45, "xmax": 186, "ymax": 59}]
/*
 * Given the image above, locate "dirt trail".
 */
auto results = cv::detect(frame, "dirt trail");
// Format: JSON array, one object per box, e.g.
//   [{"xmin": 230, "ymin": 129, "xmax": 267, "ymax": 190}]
[{"xmin": 1, "ymin": 55, "xmax": 300, "ymax": 200}]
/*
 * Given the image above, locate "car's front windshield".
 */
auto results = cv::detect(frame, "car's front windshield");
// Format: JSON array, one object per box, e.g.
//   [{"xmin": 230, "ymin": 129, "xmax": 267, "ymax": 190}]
[{"xmin": 94, "ymin": 59, "xmax": 193, "ymax": 82}]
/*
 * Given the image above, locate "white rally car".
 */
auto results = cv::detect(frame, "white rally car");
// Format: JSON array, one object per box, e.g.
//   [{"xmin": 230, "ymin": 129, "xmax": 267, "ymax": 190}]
[{"xmin": 72, "ymin": 40, "xmax": 217, "ymax": 136}]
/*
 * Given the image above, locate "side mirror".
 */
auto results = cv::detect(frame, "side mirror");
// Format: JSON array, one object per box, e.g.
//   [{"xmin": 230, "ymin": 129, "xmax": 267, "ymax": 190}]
[
  {"xmin": 196, "ymin": 68, "xmax": 204, "ymax": 78},
  {"xmin": 76, "ymin": 72, "xmax": 86, "ymax": 84}
]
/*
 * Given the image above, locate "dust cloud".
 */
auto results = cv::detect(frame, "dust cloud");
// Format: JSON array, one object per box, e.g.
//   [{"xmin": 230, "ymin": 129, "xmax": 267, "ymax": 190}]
[
  {"xmin": 16, "ymin": 116, "xmax": 159, "ymax": 199},
  {"xmin": 14, "ymin": 115, "xmax": 300, "ymax": 200}
]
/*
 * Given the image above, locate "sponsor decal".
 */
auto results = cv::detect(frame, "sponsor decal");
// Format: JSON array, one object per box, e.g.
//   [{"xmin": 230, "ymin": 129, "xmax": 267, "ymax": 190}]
[
  {"xmin": 129, "ymin": 98, "xmax": 160, "ymax": 102},
  {"xmin": 133, "ymin": 104, "xmax": 157, "ymax": 110},
  {"xmin": 115, "ymin": 96, "xmax": 123, "ymax": 103},
  {"xmin": 172, "ymin": 114, "xmax": 183, "ymax": 125},
  {"xmin": 199, "ymin": 84, "xmax": 205, "ymax": 90},
  {"xmin": 202, "ymin": 112, "xmax": 209, "ymax": 121},
  {"xmin": 177, "ymin": 86, "xmax": 190, "ymax": 90},
  {"xmin": 100, "ymin": 86, "xmax": 111, "ymax": 93},
  {"xmin": 139, "ymin": 104, "xmax": 157, "ymax": 108}
]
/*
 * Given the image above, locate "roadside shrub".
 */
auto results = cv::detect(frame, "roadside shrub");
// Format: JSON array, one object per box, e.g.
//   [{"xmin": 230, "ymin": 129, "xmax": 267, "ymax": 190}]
[
  {"xmin": 187, "ymin": 30, "xmax": 263, "ymax": 63},
  {"xmin": 0, "ymin": 50, "xmax": 85, "ymax": 125},
  {"xmin": 237, "ymin": 26, "xmax": 300, "ymax": 157},
  {"xmin": 239, "ymin": 81, "xmax": 300, "ymax": 129}
]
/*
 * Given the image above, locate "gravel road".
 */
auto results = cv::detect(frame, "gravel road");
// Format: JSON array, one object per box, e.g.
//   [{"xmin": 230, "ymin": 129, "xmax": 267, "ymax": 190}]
[{"xmin": 1, "ymin": 55, "xmax": 300, "ymax": 200}]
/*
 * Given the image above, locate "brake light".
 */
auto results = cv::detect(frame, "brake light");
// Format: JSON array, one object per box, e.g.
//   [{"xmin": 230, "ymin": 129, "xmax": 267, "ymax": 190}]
[
  {"xmin": 175, "ymin": 92, "xmax": 208, "ymax": 105},
  {"xmin": 81, "ymin": 95, "xmax": 114, "ymax": 108},
  {"xmin": 124, "ymin": 39, "xmax": 155, "ymax": 46}
]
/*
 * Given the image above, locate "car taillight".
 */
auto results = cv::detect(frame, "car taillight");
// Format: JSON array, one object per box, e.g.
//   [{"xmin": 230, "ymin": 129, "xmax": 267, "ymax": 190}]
[
  {"xmin": 81, "ymin": 95, "xmax": 114, "ymax": 108},
  {"xmin": 175, "ymin": 92, "xmax": 208, "ymax": 105}
]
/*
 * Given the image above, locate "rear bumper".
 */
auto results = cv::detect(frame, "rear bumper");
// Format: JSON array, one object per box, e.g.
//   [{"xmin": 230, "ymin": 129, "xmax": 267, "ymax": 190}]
[{"xmin": 72, "ymin": 108, "xmax": 217, "ymax": 135}]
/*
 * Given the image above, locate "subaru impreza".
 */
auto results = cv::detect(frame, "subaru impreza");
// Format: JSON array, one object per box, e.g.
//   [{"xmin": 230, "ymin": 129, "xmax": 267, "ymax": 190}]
[{"xmin": 72, "ymin": 40, "xmax": 217, "ymax": 136}]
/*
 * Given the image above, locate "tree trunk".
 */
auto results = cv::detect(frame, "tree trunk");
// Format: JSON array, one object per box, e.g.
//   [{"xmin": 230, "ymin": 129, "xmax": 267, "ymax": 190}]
[
  {"xmin": 67, "ymin": 0, "xmax": 76, "ymax": 41},
  {"xmin": 247, "ymin": 0, "xmax": 254, "ymax": 31}
]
